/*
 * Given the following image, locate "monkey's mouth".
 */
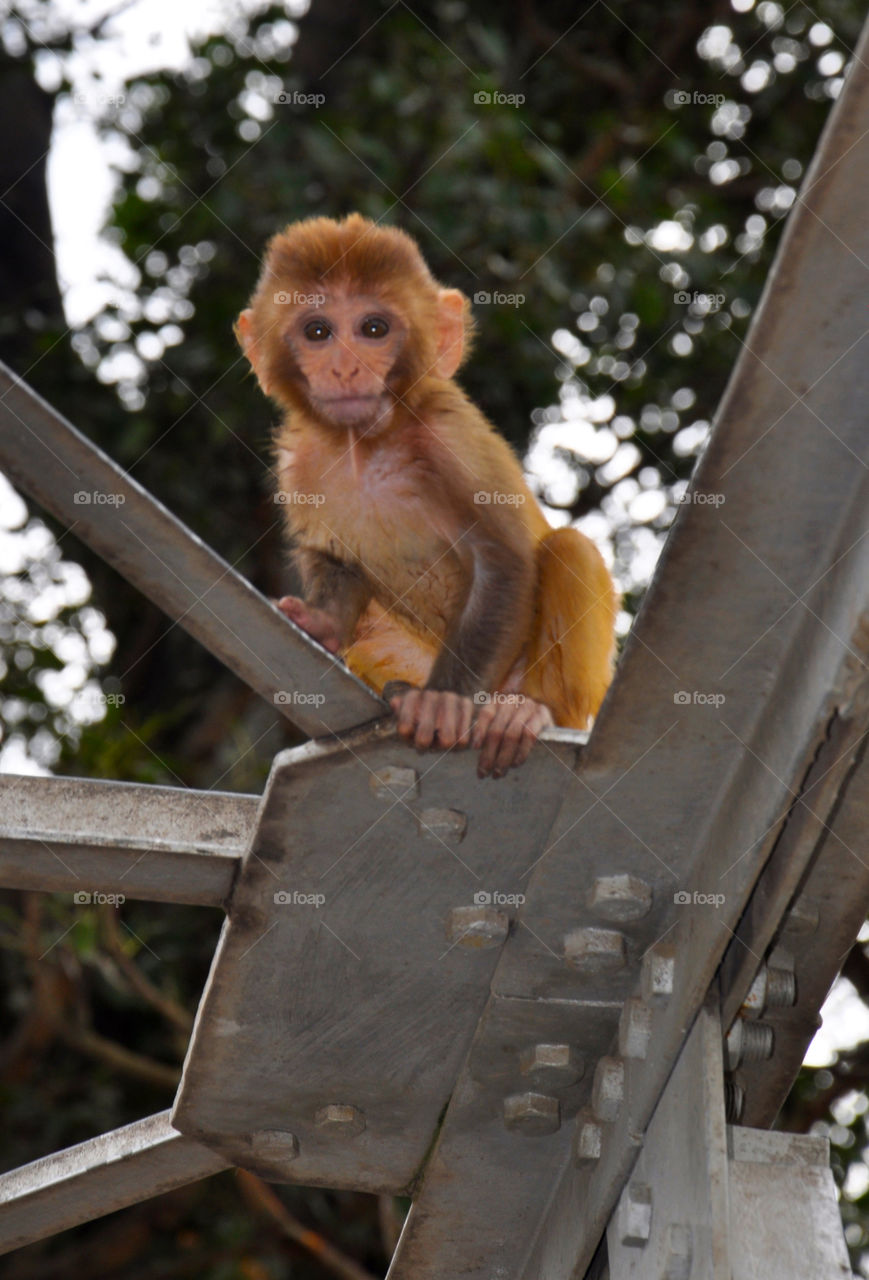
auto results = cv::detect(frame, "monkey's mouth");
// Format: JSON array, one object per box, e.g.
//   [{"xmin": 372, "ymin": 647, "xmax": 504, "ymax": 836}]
[{"xmin": 317, "ymin": 394, "xmax": 389, "ymax": 424}]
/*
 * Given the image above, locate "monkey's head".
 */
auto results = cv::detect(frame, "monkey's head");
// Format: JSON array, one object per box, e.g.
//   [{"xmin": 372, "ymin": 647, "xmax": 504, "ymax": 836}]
[{"xmin": 236, "ymin": 214, "xmax": 473, "ymax": 435}]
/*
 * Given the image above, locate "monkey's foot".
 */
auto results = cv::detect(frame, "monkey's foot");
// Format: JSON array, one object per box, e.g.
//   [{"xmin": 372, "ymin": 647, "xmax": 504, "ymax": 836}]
[{"xmin": 276, "ymin": 596, "xmax": 342, "ymax": 654}]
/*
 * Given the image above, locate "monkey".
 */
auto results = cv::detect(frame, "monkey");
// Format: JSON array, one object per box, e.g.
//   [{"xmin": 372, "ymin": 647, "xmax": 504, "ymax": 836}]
[{"xmin": 236, "ymin": 213, "xmax": 617, "ymax": 778}]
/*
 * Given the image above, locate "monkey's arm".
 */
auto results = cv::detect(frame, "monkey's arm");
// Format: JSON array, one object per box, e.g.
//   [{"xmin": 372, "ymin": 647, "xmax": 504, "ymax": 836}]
[{"xmin": 278, "ymin": 548, "xmax": 372, "ymax": 654}]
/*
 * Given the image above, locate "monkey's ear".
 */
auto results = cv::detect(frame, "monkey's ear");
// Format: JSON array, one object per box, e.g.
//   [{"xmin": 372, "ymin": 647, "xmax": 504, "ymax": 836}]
[
  {"xmin": 235, "ymin": 309, "xmax": 271, "ymax": 393},
  {"xmin": 434, "ymin": 289, "xmax": 467, "ymax": 379}
]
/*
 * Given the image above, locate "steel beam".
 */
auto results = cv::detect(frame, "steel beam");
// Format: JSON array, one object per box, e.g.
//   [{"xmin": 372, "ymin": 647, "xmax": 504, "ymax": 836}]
[
  {"xmin": 0, "ymin": 363, "xmax": 384, "ymax": 735},
  {"xmin": 0, "ymin": 1112, "xmax": 229, "ymax": 1255},
  {"xmin": 0, "ymin": 775, "xmax": 254, "ymax": 905}
]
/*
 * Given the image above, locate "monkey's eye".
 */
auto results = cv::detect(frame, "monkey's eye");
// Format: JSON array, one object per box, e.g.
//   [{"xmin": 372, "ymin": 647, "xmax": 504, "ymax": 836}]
[
  {"xmin": 360, "ymin": 315, "xmax": 390, "ymax": 339},
  {"xmin": 303, "ymin": 319, "xmax": 332, "ymax": 342}
]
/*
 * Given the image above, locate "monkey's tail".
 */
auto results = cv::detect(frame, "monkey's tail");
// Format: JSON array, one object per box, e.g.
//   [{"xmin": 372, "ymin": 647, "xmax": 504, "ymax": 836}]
[{"xmin": 521, "ymin": 527, "xmax": 618, "ymax": 729}]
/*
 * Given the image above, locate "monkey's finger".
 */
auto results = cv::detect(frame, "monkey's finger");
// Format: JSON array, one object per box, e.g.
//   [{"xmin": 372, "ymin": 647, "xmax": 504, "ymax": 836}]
[
  {"xmin": 499, "ymin": 701, "xmax": 554, "ymax": 774},
  {"xmin": 470, "ymin": 702, "xmax": 497, "ymax": 751},
  {"xmin": 477, "ymin": 703, "xmax": 517, "ymax": 777},
  {"xmin": 412, "ymin": 690, "xmax": 442, "ymax": 751},
  {"xmin": 434, "ymin": 692, "xmax": 472, "ymax": 749},
  {"xmin": 394, "ymin": 690, "xmax": 424, "ymax": 742}
]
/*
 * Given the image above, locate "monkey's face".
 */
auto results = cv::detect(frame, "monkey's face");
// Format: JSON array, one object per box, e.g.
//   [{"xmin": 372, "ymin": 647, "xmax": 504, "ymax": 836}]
[{"xmin": 280, "ymin": 290, "xmax": 412, "ymax": 433}]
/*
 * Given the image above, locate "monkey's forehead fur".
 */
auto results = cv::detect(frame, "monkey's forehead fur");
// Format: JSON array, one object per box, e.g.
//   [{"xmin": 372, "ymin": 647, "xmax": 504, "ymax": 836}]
[{"xmin": 259, "ymin": 212, "xmax": 439, "ymax": 296}]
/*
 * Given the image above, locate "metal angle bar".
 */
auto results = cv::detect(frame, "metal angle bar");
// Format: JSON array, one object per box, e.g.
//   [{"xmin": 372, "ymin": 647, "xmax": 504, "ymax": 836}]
[
  {"xmin": 0, "ymin": 775, "xmax": 256, "ymax": 905},
  {"xmin": 171, "ymin": 722, "xmax": 586, "ymax": 1193},
  {"xmin": 0, "ymin": 1111, "xmax": 229, "ymax": 1255},
  {"xmin": 737, "ymin": 730, "xmax": 869, "ymax": 1127},
  {"xmin": 387, "ymin": 17, "xmax": 869, "ymax": 1278},
  {"xmin": 0, "ymin": 362, "xmax": 384, "ymax": 735}
]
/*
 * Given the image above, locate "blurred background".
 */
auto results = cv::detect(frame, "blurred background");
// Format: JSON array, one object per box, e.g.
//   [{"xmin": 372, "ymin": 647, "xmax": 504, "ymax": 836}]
[{"xmin": 1, "ymin": 0, "xmax": 869, "ymax": 1275}]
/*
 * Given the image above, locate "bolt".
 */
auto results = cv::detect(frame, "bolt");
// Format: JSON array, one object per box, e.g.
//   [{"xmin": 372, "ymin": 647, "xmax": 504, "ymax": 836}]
[
  {"xmin": 742, "ymin": 965, "xmax": 797, "ymax": 1018},
  {"xmin": 641, "ymin": 943, "xmax": 676, "ymax": 1004},
  {"xmin": 314, "ymin": 1104, "xmax": 366, "ymax": 1136},
  {"xmin": 724, "ymin": 1078, "xmax": 745, "ymax": 1123},
  {"xmin": 726, "ymin": 1017, "xmax": 774, "ymax": 1070},
  {"xmin": 369, "ymin": 765, "xmax": 418, "ymax": 801},
  {"xmin": 564, "ymin": 927, "xmax": 626, "ymax": 973},
  {"xmin": 519, "ymin": 1042, "xmax": 584, "ymax": 1087},
  {"xmin": 418, "ymin": 807, "xmax": 467, "ymax": 844},
  {"xmin": 574, "ymin": 1109, "xmax": 603, "ymax": 1163},
  {"xmin": 619, "ymin": 1181, "xmax": 652, "ymax": 1247},
  {"xmin": 782, "ymin": 897, "xmax": 819, "ymax": 937},
  {"xmin": 248, "ymin": 1129, "xmax": 300, "ymax": 1162},
  {"xmin": 588, "ymin": 873, "xmax": 652, "ymax": 923},
  {"xmin": 503, "ymin": 1091, "xmax": 561, "ymax": 1136},
  {"xmin": 661, "ymin": 1224, "xmax": 692, "ymax": 1280},
  {"xmin": 446, "ymin": 905, "xmax": 509, "ymax": 949},
  {"xmin": 619, "ymin": 997, "xmax": 652, "ymax": 1060},
  {"xmin": 591, "ymin": 1056, "xmax": 625, "ymax": 1123}
]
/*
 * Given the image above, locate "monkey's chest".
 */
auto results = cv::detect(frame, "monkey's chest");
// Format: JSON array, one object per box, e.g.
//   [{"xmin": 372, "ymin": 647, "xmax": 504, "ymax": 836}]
[{"xmin": 288, "ymin": 465, "xmax": 465, "ymax": 638}]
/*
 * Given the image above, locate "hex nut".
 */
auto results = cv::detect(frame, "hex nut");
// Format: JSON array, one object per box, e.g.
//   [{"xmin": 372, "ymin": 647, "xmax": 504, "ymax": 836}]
[
  {"xmin": 742, "ymin": 965, "xmax": 797, "ymax": 1018},
  {"xmin": 662, "ymin": 1223, "xmax": 693, "ymax": 1280},
  {"xmin": 564, "ymin": 926, "xmax": 626, "ymax": 973},
  {"xmin": 369, "ymin": 765, "xmax": 419, "ymax": 801},
  {"xmin": 574, "ymin": 1109, "xmax": 604, "ymax": 1164},
  {"xmin": 519, "ymin": 1042, "xmax": 584, "ymax": 1087},
  {"xmin": 314, "ymin": 1104, "xmax": 366, "ymax": 1136},
  {"xmin": 591, "ymin": 1056, "xmax": 625, "ymax": 1123},
  {"xmin": 641, "ymin": 943, "xmax": 676, "ymax": 1004},
  {"xmin": 247, "ymin": 1129, "xmax": 300, "ymax": 1162},
  {"xmin": 588, "ymin": 873, "xmax": 652, "ymax": 923},
  {"xmin": 618, "ymin": 1181, "xmax": 653, "ymax": 1247},
  {"xmin": 503, "ymin": 1091, "xmax": 561, "ymax": 1136},
  {"xmin": 446, "ymin": 905, "xmax": 510, "ymax": 949},
  {"xmin": 418, "ymin": 807, "xmax": 467, "ymax": 844},
  {"xmin": 726, "ymin": 1018, "xmax": 774, "ymax": 1070},
  {"xmin": 619, "ymin": 997, "xmax": 652, "ymax": 1060}
]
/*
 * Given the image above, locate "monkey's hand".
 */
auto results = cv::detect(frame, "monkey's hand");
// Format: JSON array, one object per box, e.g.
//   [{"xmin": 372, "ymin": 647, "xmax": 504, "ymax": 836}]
[
  {"xmin": 386, "ymin": 686, "xmax": 553, "ymax": 779},
  {"xmin": 276, "ymin": 596, "xmax": 342, "ymax": 654},
  {"xmin": 470, "ymin": 694, "xmax": 554, "ymax": 779},
  {"xmin": 386, "ymin": 686, "xmax": 475, "ymax": 757}
]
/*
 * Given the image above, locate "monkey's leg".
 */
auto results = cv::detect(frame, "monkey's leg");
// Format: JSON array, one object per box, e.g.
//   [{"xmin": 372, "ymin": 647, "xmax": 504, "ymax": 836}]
[
  {"xmin": 343, "ymin": 601, "xmax": 439, "ymax": 694},
  {"xmin": 519, "ymin": 528, "xmax": 618, "ymax": 729}
]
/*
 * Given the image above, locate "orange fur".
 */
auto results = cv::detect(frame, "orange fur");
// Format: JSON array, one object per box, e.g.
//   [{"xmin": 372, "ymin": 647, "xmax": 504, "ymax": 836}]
[{"xmin": 238, "ymin": 214, "xmax": 618, "ymax": 732}]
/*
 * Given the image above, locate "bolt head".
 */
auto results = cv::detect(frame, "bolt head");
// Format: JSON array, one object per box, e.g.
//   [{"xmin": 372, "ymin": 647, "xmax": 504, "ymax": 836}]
[
  {"xmin": 446, "ymin": 905, "xmax": 510, "ymax": 949},
  {"xmin": 418, "ymin": 807, "xmax": 467, "ymax": 844},
  {"xmin": 618, "ymin": 997, "xmax": 652, "ymax": 1060},
  {"xmin": 588, "ymin": 873, "xmax": 652, "ymax": 922},
  {"xmin": 503, "ymin": 1091, "xmax": 561, "ymax": 1136},
  {"xmin": 314, "ymin": 1104, "xmax": 366, "ymax": 1136},
  {"xmin": 618, "ymin": 1181, "xmax": 652, "ymax": 1247},
  {"xmin": 564, "ymin": 926, "xmax": 626, "ymax": 973},
  {"xmin": 247, "ymin": 1129, "xmax": 299, "ymax": 1161},
  {"xmin": 641, "ymin": 943, "xmax": 676, "ymax": 1003},
  {"xmin": 574, "ymin": 1109, "xmax": 603, "ymax": 1163},
  {"xmin": 519, "ymin": 1043, "xmax": 584, "ymax": 1087},
  {"xmin": 369, "ymin": 765, "xmax": 418, "ymax": 802},
  {"xmin": 591, "ymin": 1056, "xmax": 625, "ymax": 1123}
]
